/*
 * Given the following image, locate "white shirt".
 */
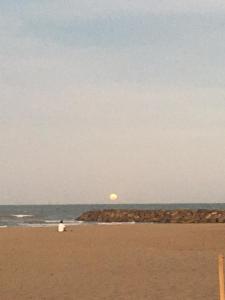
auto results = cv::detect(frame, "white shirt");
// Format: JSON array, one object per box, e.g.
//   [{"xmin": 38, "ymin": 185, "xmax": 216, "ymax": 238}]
[{"xmin": 58, "ymin": 223, "xmax": 66, "ymax": 232}]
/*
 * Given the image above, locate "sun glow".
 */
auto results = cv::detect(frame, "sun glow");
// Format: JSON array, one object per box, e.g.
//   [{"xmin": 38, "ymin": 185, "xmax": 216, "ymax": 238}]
[{"xmin": 109, "ymin": 193, "xmax": 118, "ymax": 201}]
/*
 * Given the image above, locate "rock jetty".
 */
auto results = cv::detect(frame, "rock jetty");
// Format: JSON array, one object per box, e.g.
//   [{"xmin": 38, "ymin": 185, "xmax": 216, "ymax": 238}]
[{"xmin": 77, "ymin": 209, "xmax": 225, "ymax": 223}]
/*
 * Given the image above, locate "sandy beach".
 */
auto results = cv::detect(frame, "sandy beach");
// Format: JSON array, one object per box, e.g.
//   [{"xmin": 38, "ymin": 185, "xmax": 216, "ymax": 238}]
[{"xmin": 0, "ymin": 224, "xmax": 224, "ymax": 300}]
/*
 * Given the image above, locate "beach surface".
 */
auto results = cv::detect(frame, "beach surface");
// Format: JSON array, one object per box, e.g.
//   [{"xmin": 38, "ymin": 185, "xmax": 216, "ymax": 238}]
[{"xmin": 0, "ymin": 224, "xmax": 224, "ymax": 300}]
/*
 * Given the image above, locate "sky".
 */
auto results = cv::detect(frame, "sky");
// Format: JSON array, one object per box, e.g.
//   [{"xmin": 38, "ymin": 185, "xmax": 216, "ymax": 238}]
[{"xmin": 0, "ymin": 1, "xmax": 225, "ymax": 204}]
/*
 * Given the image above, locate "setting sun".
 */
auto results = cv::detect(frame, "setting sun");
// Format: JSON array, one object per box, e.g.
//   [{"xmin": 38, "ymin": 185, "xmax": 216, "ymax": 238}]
[{"xmin": 109, "ymin": 193, "xmax": 118, "ymax": 201}]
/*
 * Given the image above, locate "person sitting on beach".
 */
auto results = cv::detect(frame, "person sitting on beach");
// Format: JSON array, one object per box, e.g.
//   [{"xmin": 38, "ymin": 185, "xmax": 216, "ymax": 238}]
[{"xmin": 58, "ymin": 220, "xmax": 66, "ymax": 232}]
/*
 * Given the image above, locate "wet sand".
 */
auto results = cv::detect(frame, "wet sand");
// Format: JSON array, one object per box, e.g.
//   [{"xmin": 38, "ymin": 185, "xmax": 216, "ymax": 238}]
[{"xmin": 0, "ymin": 224, "xmax": 224, "ymax": 300}]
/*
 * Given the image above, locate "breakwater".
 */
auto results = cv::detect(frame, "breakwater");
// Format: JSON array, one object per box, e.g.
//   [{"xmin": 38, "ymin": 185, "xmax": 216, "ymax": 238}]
[{"xmin": 77, "ymin": 209, "xmax": 225, "ymax": 223}]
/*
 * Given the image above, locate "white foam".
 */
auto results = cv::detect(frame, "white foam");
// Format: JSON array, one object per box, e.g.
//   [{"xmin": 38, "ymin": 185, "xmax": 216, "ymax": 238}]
[
  {"xmin": 45, "ymin": 220, "xmax": 60, "ymax": 223},
  {"xmin": 45, "ymin": 220, "xmax": 83, "ymax": 224},
  {"xmin": 0, "ymin": 225, "xmax": 8, "ymax": 228},
  {"xmin": 11, "ymin": 214, "xmax": 33, "ymax": 218},
  {"xmin": 64, "ymin": 220, "xmax": 83, "ymax": 224}
]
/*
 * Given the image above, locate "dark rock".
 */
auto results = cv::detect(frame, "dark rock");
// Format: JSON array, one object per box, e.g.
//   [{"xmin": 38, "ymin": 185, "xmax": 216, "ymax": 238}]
[{"xmin": 76, "ymin": 209, "xmax": 225, "ymax": 223}]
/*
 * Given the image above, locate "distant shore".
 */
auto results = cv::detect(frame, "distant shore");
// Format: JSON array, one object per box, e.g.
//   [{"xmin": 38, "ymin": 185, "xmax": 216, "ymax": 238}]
[{"xmin": 77, "ymin": 208, "xmax": 225, "ymax": 223}]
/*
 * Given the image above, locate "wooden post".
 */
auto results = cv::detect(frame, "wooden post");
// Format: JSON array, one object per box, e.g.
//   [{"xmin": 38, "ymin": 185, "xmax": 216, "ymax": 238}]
[{"xmin": 219, "ymin": 255, "xmax": 225, "ymax": 300}]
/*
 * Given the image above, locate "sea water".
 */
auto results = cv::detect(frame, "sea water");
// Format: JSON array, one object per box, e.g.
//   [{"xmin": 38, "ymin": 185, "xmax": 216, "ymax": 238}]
[{"xmin": 1, "ymin": 203, "xmax": 225, "ymax": 227}]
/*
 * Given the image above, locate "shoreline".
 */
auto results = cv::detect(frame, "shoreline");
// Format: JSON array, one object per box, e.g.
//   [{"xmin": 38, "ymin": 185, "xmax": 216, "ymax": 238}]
[
  {"xmin": 2, "ymin": 220, "xmax": 225, "ymax": 229},
  {"xmin": 2, "ymin": 219, "xmax": 225, "ymax": 228}
]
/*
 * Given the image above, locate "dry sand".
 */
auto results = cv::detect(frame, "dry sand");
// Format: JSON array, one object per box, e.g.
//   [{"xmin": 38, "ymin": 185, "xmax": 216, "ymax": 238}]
[{"xmin": 0, "ymin": 224, "xmax": 225, "ymax": 300}]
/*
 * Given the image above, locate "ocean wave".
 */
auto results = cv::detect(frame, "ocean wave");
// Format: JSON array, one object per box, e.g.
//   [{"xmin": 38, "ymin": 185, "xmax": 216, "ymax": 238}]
[
  {"xmin": 45, "ymin": 220, "xmax": 60, "ymax": 223},
  {"xmin": 11, "ymin": 214, "xmax": 34, "ymax": 218},
  {"xmin": 45, "ymin": 219, "xmax": 83, "ymax": 224}
]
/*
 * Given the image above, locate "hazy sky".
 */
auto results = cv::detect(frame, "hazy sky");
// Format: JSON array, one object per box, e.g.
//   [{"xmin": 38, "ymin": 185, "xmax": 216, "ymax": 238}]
[{"xmin": 1, "ymin": 1, "xmax": 225, "ymax": 204}]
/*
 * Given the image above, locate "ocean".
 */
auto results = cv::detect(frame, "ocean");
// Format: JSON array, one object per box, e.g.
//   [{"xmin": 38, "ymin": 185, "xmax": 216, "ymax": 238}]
[{"xmin": 1, "ymin": 203, "xmax": 225, "ymax": 227}]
